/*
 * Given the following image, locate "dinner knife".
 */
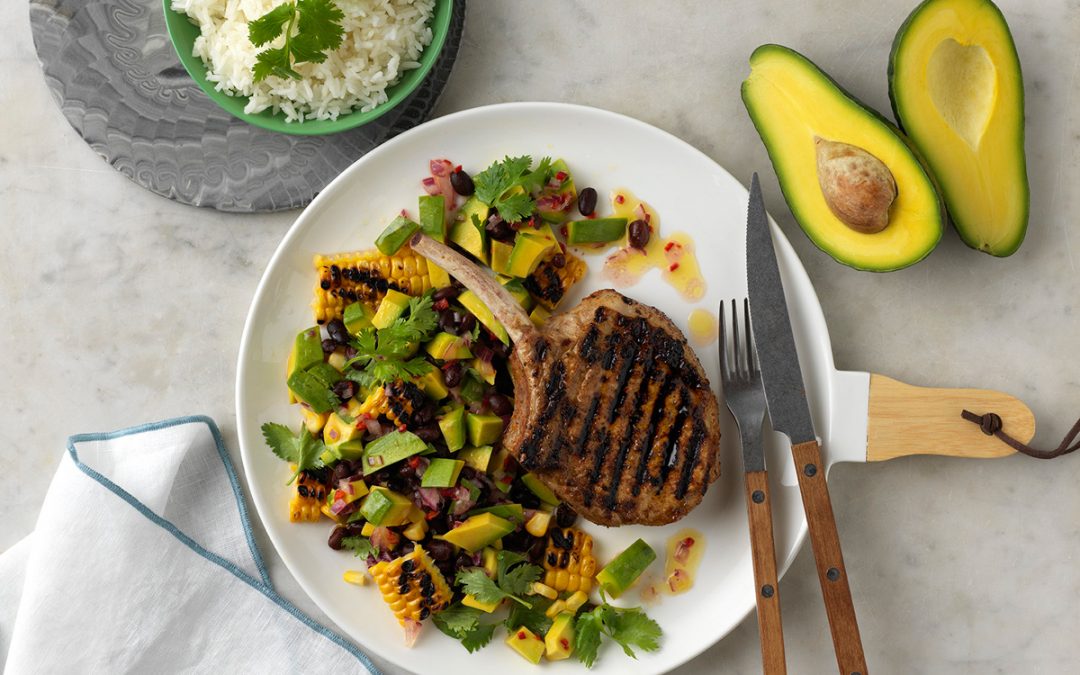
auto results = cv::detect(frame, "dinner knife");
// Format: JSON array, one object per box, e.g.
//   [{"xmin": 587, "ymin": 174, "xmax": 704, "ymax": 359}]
[{"xmin": 746, "ymin": 173, "xmax": 868, "ymax": 675}]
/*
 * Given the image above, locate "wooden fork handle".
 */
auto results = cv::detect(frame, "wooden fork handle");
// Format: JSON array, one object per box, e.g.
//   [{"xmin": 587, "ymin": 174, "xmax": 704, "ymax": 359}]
[
  {"xmin": 791, "ymin": 440, "xmax": 868, "ymax": 675},
  {"xmin": 744, "ymin": 470, "xmax": 787, "ymax": 675}
]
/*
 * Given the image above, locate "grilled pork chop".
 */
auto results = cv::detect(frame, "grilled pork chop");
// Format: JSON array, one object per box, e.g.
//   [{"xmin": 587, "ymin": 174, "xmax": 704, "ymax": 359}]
[{"xmin": 412, "ymin": 234, "xmax": 721, "ymax": 526}]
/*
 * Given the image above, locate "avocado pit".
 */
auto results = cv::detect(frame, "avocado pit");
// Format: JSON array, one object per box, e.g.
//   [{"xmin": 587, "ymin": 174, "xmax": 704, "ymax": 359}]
[{"xmin": 814, "ymin": 137, "xmax": 897, "ymax": 234}]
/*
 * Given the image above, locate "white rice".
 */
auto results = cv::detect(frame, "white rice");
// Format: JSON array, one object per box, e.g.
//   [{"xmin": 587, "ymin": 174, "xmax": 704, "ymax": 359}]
[{"xmin": 172, "ymin": 0, "xmax": 435, "ymax": 122}]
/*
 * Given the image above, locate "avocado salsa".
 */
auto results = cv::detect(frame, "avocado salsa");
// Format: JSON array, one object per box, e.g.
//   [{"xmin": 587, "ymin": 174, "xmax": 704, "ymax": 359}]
[{"xmin": 261, "ymin": 156, "xmax": 662, "ymax": 665}]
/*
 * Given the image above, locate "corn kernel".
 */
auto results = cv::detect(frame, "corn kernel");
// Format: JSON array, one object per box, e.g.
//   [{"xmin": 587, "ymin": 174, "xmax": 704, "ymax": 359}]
[
  {"xmin": 531, "ymin": 582, "xmax": 558, "ymax": 600},
  {"xmin": 565, "ymin": 590, "xmax": 589, "ymax": 612},
  {"xmin": 343, "ymin": 570, "xmax": 368, "ymax": 586},
  {"xmin": 545, "ymin": 600, "xmax": 567, "ymax": 618}
]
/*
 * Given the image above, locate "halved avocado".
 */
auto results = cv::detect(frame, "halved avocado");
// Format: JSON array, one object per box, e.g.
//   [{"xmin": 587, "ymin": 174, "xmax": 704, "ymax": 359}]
[
  {"xmin": 742, "ymin": 44, "xmax": 943, "ymax": 271},
  {"xmin": 889, "ymin": 0, "xmax": 1027, "ymax": 256}
]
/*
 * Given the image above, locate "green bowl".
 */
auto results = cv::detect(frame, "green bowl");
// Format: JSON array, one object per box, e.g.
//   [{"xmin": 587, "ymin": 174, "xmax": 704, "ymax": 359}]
[{"xmin": 163, "ymin": 0, "xmax": 453, "ymax": 136}]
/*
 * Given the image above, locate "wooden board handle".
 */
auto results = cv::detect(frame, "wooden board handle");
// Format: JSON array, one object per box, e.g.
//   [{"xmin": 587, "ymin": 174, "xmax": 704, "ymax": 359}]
[
  {"xmin": 867, "ymin": 374, "xmax": 1035, "ymax": 462},
  {"xmin": 791, "ymin": 440, "xmax": 867, "ymax": 675},
  {"xmin": 743, "ymin": 470, "xmax": 787, "ymax": 675}
]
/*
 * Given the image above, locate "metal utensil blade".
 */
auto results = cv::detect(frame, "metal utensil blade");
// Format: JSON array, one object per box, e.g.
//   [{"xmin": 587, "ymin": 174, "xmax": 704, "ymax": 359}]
[{"xmin": 745, "ymin": 173, "xmax": 816, "ymax": 445}]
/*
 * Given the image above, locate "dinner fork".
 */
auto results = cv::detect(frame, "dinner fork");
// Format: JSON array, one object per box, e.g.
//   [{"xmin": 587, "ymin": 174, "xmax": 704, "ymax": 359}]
[{"xmin": 720, "ymin": 299, "xmax": 787, "ymax": 675}]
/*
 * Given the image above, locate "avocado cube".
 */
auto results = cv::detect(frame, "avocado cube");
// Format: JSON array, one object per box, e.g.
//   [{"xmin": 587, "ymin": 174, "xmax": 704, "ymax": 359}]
[
  {"xmin": 361, "ymin": 430, "xmax": 428, "ymax": 475},
  {"xmin": 418, "ymin": 194, "xmax": 446, "ymax": 241},
  {"xmin": 343, "ymin": 302, "xmax": 374, "ymax": 334},
  {"xmin": 336, "ymin": 439, "xmax": 365, "ymax": 461},
  {"xmin": 529, "ymin": 305, "xmax": 552, "ymax": 327},
  {"xmin": 596, "ymin": 538, "xmax": 657, "ymax": 598},
  {"xmin": 457, "ymin": 290, "xmax": 509, "ymax": 345},
  {"xmin": 427, "ymin": 261, "xmax": 452, "ymax": 289},
  {"xmin": 566, "ymin": 217, "xmax": 628, "ymax": 245},
  {"xmin": 458, "ymin": 373, "xmax": 487, "ymax": 404},
  {"xmin": 375, "ymin": 215, "xmax": 420, "ymax": 255},
  {"xmin": 537, "ymin": 159, "xmax": 577, "ymax": 224},
  {"xmin": 501, "ymin": 278, "xmax": 535, "ymax": 311},
  {"xmin": 525, "ymin": 509, "xmax": 552, "ymax": 537},
  {"xmin": 544, "ymin": 612, "xmax": 575, "ymax": 661},
  {"xmin": 521, "ymin": 472, "xmax": 560, "ymax": 506},
  {"xmin": 457, "ymin": 445, "xmax": 493, "ymax": 472},
  {"xmin": 421, "ymin": 458, "xmax": 465, "ymax": 488},
  {"xmin": 438, "ymin": 405, "xmax": 467, "ymax": 452},
  {"xmin": 506, "ymin": 625, "xmax": 546, "ymax": 664},
  {"xmin": 466, "ymin": 413, "xmax": 504, "ymax": 446},
  {"xmin": 425, "ymin": 332, "xmax": 473, "ymax": 361},
  {"xmin": 490, "ymin": 240, "xmax": 514, "ymax": 276},
  {"xmin": 289, "ymin": 327, "xmax": 324, "ymax": 375},
  {"xmin": 467, "ymin": 502, "xmax": 525, "ymax": 524},
  {"xmin": 449, "ymin": 197, "xmax": 490, "ymax": 263},
  {"xmin": 441, "ymin": 512, "xmax": 515, "ymax": 553},
  {"xmin": 306, "ymin": 362, "xmax": 343, "ymax": 389},
  {"xmin": 286, "ymin": 370, "xmax": 338, "ymax": 414},
  {"xmin": 470, "ymin": 357, "xmax": 497, "ymax": 385},
  {"xmin": 299, "ymin": 407, "xmax": 328, "ymax": 435},
  {"xmin": 507, "ymin": 233, "xmax": 555, "ymax": 278},
  {"xmin": 358, "ymin": 486, "xmax": 413, "ymax": 526},
  {"xmin": 323, "ymin": 412, "xmax": 361, "ymax": 447},
  {"xmin": 371, "ymin": 289, "xmax": 412, "ymax": 330},
  {"xmin": 415, "ymin": 368, "xmax": 449, "ymax": 401}
]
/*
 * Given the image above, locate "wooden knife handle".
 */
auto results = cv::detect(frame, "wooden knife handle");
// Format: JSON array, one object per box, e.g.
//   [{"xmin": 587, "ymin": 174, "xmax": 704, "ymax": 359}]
[
  {"xmin": 743, "ymin": 470, "xmax": 787, "ymax": 675},
  {"xmin": 791, "ymin": 440, "xmax": 867, "ymax": 675},
  {"xmin": 867, "ymin": 374, "xmax": 1035, "ymax": 461}
]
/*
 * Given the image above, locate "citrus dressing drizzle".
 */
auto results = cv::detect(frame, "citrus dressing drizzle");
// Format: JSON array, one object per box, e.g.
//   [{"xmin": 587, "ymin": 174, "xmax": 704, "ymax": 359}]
[
  {"xmin": 687, "ymin": 309, "xmax": 718, "ymax": 346},
  {"xmin": 600, "ymin": 189, "xmax": 706, "ymax": 301},
  {"xmin": 639, "ymin": 528, "xmax": 707, "ymax": 602}
]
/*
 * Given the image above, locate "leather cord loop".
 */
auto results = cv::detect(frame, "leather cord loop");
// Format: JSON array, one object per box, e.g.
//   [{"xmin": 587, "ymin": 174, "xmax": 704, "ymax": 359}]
[{"xmin": 961, "ymin": 410, "xmax": 1080, "ymax": 459}]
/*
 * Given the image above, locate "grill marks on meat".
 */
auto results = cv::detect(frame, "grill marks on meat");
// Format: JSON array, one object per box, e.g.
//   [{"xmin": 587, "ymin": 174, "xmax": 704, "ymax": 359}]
[
  {"xmin": 410, "ymin": 234, "xmax": 721, "ymax": 527},
  {"xmin": 503, "ymin": 292, "xmax": 722, "ymax": 526}
]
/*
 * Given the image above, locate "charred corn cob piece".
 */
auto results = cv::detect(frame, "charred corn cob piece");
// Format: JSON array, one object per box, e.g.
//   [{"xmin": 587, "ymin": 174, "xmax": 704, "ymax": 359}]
[
  {"xmin": 523, "ymin": 249, "xmax": 586, "ymax": 310},
  {"xmin": 312, "ymin": 248, "xmax": 432, "ymax": 324},
  {"xmin": 542, "ymin": 527, "xmax": 596, "ymax": 593},
  {"xmin": 289, "ymin": 468, "xmax": 329, "ymax": 523},
  {"xmin": 355, "ymin": 381, "xmax": 425, "ymax": 428},
  {"xmin": 369, "ymin": 546, "xmax": 453, "ymax": 627}
]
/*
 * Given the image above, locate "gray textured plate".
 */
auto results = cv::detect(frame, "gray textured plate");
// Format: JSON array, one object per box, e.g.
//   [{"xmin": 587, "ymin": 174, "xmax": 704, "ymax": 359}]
[{"xmin": 29, "ymin": 0, "xmax": 465, "ymax": 213}]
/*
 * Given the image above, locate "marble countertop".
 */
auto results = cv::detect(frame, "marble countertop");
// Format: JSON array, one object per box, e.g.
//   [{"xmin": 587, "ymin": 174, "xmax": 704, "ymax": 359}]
[{"xmin": 3, "ymin": 0, "xmax": 1078, "ymax": 672}]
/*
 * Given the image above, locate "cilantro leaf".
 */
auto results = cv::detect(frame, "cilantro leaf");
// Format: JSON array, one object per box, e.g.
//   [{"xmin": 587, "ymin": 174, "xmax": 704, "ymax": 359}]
[
  {"xmin": 494, "ymin": 191, "xmax": 535, "ymax": 223},
  {"xmin": 433, "ymin": 604, "xmax": 496, "ymax": 653},
  {"xmin": 248, "ymin": 0, "xmax": 345, "ymax": 82},
  {"xmin": 605, "ymin": 606, "xmax": 661, "ymax": 658},
  {"xmin": 519, "ymin": 156, "xmax": 553, "ymax": 194},
  {"xmin": 248, "ymin": 2, "xmax": 294, "ymax": 46},
  {"xmin": 455, "ymin": 568, "xmax": 518, "ymax": 606},
  {"xmin": 260, "ymin": 422, "xmax": 325, "ymax": 484},
  {"xmin": 574, "ymin": 610, "xmax": 604, "ymax": 668},
  {"xmin": 497, "ymin": 551, "xmax": 542, "ymax": 597},
  {"xmin": 340, "ymin": 536, "xmax": 377, "ymax": 560},
  {"xmin": 344, "ymin": 292, "xmax": 438, "ymax": 387},
  {"xmin": 473, "ymin": 155, "xmax": 532, "ymax": 206},
  {"xmin": 505, "ymin": 598, "xmax": 553, "ymax": 636},
  {"xmin": 459, "ymin": 623, "xmax": 496, "ymax": 653}
]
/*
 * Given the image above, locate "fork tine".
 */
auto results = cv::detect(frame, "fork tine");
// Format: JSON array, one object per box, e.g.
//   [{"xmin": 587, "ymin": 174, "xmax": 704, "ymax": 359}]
[
  {"xmin": 743, "ymin": 298, "xmax": 756, "ymax": 377},
  {"xmin": 731, "ymin": 299, "xmax": 742, "ymax": 379},
  {"xmin": 718, "ymin": 300, "xmax": 728, "ymax": 381}
]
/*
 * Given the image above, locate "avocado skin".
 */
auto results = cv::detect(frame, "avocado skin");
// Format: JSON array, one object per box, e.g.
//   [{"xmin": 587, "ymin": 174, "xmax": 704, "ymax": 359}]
[
  {"xmin": 887, "ymin": 0, "xmax": 1028, "ymax": 257},
  {"xmin": 742, "ymin": 44, "xmax": 945, "ymax": 272}
]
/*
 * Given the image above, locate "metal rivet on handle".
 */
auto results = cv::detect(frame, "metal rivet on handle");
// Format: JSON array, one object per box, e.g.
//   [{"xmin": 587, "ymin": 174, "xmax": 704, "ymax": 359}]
[
  {"xmin": 804, "ymin": 463, "xmax": 817, "ymax": 477},
  {"xmin": 752, "ymin": 490, "xmax": 765, "ymax": 503},
  {"xmin": 827, "ymin": 567, "xmax": 840, "ymax": 581},
  {"xmin": 761, "ymin": 584, "xmax": 774, "ymax": 598}
]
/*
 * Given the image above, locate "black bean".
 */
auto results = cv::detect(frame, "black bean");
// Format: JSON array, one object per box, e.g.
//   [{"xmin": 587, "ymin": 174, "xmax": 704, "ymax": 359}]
[
  {"xmin": 528, "ymin": 536, "xmax": 548, "ymax": 563},
  {"xmin": 450, "ymin": 169, "xmax": 475, "ymax": 196},
  {"xmin": 501, "ymin": 529, "xmax": 530, "ymax": 553},
  {"xmin": 321, "ymin": 338, "xmax": 338, "ymax": 354},
  {"xmin": 459, "ymin": 313, "xmax": 476, "ymax": 334},
  {"xmin": 414, "ymin": 425, "xmax": 442, "ymax": 443},
  {"xmin": 332, "ymin": 379, "xmax": 358, "ymax": 401},
  {"xmin": 344, "ymin": 346, "xmax": 358, "ymax": 360},
  {"xmin": 432, "ymin": 286, "xmax": 460, "ymax": 302},
  {"xmin": 554, "ymin": 503, "xmax": 578, "ymax": 529},
  {"xmin": 486, "ymin": 217, "xmax": 513, "ymax": 242},
  {"xmin": 550, "ymin": 253, "xmax": 566, "ymax": 268},
  {"xmin": 628, "ymin": 219, "xmax": 651, "ymax": 250},
  {"xmin": 333, "ymin": 462, "xmax": 351, "ymax": 481},
  {"xmin": 443, "ymin": 361, "xmax": 464, "ymax": 388},
  {"xmin": 439, "ymin": 310, "xmax": 459, "ymax": 334},
  {"xmin": 577, "ymin": 187, "xmax": 598, "ymax": 216},
  {"xmin": 427, "ymin": 539, "xmax": 454, "ymax": 561},
  {"xmin": 343, "ymin": 523, "xmax": 366, "ymax": 537},
  {"xmin": 328, "ymin": 526, "xmax": 347, "ymax": 550},
  {"xmin": 327, "ymin": 318, "xmax": 349, "ymax": 343},
  {"xmin": 488, "ymin": 393, "xmax": 512, "ymax": 416}
]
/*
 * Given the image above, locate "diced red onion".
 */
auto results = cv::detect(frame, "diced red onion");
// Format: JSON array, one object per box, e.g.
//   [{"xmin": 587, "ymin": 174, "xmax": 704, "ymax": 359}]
[
  {"xmin": 337, "ymin": 479, "xmax": 354, "ymax": 495},
  {"xmin": 421, "ymin": 177, "xmax": 440, "ymax": 195},
  {"xmin": 364, "ymin": 418, "xmax": 384, "ymax": 436},
  {"xmin": 429, "ymin": 159, "xmax": 452, "ymax": 177},
  {"xmin": 403, "ymin": 618, "xmax": 422, "ymax": 647},
  {"xmin": 329, "ymin": 498, "xmax": 348, "ymax": 515},
  {"xmin": 418, "ymin": 487, "xmax": 443, "ymax": 511}
]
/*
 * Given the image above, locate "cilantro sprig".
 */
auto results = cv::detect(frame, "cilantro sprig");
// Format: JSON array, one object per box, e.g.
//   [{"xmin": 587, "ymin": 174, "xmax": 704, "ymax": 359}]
[
  {"xmin": 248, "ymin": 0, "xmax": 345, "ymax": 83},
  {"xmin": 432, "ymin": 604, "xmax": 497, "ymax": 653},
  {"xmin": 574, "ymin": 599, "xmax": 662, "ymax": 668},
  {"xmin": 261, "ymin": 422, "xmax": 326, "ymax": 484},
  {"xmin": 340, "ymin": 536, "xmax": 377, "ymax": 560},
  {"xmin": 455, "ymin": 550, "xmax": 543, "ymax": 609},
  {"xmin": 345, "ymin": 293, "xmax": 438, "ymax": 388},
  {"xmin": 472, "ymin": 155, "xmax": 554, "ymax": 223}
]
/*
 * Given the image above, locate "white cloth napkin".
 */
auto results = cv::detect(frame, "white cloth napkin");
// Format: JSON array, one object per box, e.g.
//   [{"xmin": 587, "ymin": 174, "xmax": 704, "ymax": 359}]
[{"xmin": 0, "ymin": 416, "xmax": 379, "ymax": 674}]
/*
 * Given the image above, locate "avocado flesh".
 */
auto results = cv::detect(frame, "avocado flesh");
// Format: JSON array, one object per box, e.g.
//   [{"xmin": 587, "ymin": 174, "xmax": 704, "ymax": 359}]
[
  {"xmin": 450, "ymin": 197, "xmax": 490, "ymax": 263},
  {"xmin": 889, "ymin": 0, "xmax": 1027, "ymax": 256},
  {"xmin": 742, "ymin": 44, "xmax": 943, "ymax": 271},
  {"xmin": 595, "ymin": 538, "xmax": 657, "ymax": 598},
  {"xmin": 421, "ymin": 458, "xmax": 465, "ymax": 488},
  {"xmin": 371, "ymin": 289, "xmax": 412, "ymax": 329},
  {"xmin": 438, "ymin": 405, "xmax": 467, "ymax": 452},
  {"xmin": 458, "ymin": 290, "xmax": 509, "ymax": 345},
  {"xmin": 441, "ymin": 512, "xmax": 515, "ymax": 552}
]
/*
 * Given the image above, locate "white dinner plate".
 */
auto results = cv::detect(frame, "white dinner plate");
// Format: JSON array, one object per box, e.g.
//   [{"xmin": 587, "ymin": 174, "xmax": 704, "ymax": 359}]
[{"xmin": 236, "ymin": 102, "xmax": 839, "ymax": 674}]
